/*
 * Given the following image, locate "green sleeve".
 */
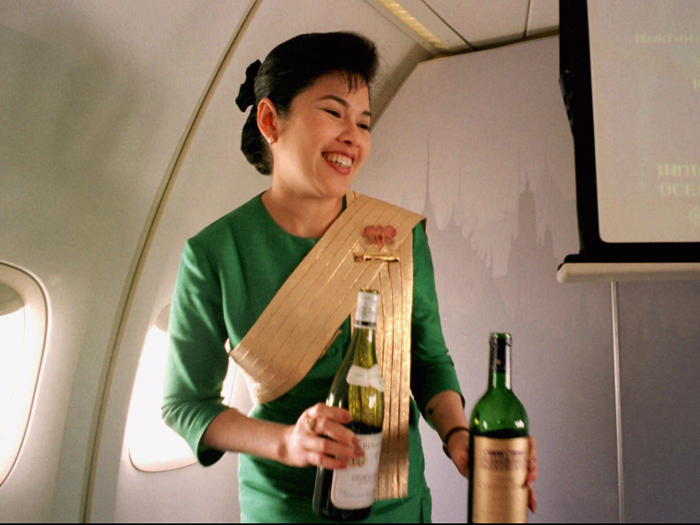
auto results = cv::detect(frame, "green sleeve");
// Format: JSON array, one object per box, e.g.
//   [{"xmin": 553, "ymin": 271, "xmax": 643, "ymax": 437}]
[
  {"xmin": 410, "ymin": 222, "xmax": 464, "ymax": 419},
  {"xmin": 161, "ymin": 239, "xmax": 229, "ymax": 466}
]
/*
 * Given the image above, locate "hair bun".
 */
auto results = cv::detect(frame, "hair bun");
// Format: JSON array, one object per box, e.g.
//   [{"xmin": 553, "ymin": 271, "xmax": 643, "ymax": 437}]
[{"xmin": 235, "ymin": 59, "xmax": 262, "ymax": 112}]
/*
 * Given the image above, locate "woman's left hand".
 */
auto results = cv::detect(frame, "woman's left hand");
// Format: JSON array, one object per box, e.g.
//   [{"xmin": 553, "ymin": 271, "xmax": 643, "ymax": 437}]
[
  {"xmin": 526, "ymin": 435, "xmax": 538, "ymax": 512},
  {"xmin": 445, "ymin": 429, "xmax": 470, "ymax": 477},
  {"xmin": 447, "ymin": 433, "xmax": 538, "ymax": 513}
]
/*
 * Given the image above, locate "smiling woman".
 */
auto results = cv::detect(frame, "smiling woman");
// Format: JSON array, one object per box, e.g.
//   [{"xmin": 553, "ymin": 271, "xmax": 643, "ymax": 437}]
[
  {"xmin": 237, "ymin": 32, "xmax": 378, "ymax": 178},
  {"xmin": 258, "ymin": 74, "xmax": 373, "ymax": 238},
  {"xmin": 160, "ymin": 31, "xmax": 473, "ymax": 523}
]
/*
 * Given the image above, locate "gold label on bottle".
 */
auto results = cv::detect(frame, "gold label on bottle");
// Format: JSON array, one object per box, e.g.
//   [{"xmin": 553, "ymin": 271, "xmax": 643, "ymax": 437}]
[{"xmin": 471, "ymin": 436, "xmax": 529, "ymax": 523}]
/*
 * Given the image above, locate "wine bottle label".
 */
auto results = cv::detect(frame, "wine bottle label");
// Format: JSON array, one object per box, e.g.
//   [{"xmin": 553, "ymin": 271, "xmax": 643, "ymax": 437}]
[
  {"xmin": 330, "ymin": 432, "xmax": 383, "ymax": 509},
  {"xmin": 471, "ymin": 436, "xmax": 529, "ymax": 523},
  {"xmin": 346, "ymin": 364, "xmax": 384, "ymax": 391}
]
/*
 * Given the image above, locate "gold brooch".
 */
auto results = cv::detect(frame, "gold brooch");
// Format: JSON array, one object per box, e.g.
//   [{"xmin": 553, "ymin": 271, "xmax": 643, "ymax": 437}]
[{"xmin": 355, "ymin": 224, "xmax": 400, "ymax": 263}]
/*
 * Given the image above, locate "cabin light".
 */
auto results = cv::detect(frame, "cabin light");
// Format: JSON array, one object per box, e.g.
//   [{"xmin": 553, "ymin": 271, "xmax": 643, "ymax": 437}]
[{"xmin": 374, "ymin": 0, "xmax": 448, "ymax": 51}]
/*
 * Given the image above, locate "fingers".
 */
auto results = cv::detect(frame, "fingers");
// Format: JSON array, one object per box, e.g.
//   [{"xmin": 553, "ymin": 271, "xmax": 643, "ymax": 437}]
[
  {"xmin": 306, "ymin": 435, "xmax": 363, "ymax": 470},
  {"xmin": 305, "ymin": 403, "xmax": 351, "ymax": 425},
  {"xmin": 527, "ymin": 435, "xmax": 538, "ymax": 484},
  {"xmin": 528, "ymin": 482, "xmax": 537, "ymax": 513},
  {"xmin": 305, "ymin": 403, "xmax": 351, "ymax": 432},
  {"xmin": 295, "ymin": 404, "xmax": 364, "ymax": 469},
  {"xmin": 527, "ymin": 435, "xmax": 538, "ymax": 513},
  {"xmin": 304, "ymin": 404, "xmax": 357, "ymax": 446}
]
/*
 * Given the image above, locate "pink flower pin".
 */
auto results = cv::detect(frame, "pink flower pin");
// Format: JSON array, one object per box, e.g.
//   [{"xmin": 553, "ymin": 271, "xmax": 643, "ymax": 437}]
[{"xmin": 363, "ymin": 224, "xmax": 397, "ymax": 247}]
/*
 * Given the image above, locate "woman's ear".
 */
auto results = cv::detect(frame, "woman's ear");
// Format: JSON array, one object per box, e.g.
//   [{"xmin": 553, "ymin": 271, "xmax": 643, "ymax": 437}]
[{"xmin": 257, "ymin": 98, "xmax": 279, "ymax": 145}]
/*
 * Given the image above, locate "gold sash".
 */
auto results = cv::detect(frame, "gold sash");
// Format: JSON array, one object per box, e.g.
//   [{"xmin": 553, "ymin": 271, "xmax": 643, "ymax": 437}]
[{"xmin": 229, "ymin": 191, "xmax": 424, "ymax": 500}]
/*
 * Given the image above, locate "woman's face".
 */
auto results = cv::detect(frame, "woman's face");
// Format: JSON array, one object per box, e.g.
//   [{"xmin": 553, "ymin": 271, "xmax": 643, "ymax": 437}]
[{"xmin": 271, "ymin": 73, "xmax": 372, "ymax": 201}]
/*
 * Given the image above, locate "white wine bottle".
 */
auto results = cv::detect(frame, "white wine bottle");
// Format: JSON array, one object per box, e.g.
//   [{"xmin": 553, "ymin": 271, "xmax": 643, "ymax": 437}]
[
  {"xmin": 313, "ymin": 289, "xmax": 384, "ymax": 522},
  {"xmin": 468, "ymin": 333, "xmax": 529, "ymax": 523}
]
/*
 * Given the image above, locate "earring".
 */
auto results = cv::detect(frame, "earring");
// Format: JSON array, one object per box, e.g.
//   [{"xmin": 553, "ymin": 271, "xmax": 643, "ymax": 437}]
[{"xmin": 266, "ymin": 135, "xmax": 275, "ymax": 145}]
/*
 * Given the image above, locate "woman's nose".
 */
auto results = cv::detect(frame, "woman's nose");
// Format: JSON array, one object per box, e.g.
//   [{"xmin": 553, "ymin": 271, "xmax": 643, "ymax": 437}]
[{"xmin": 339, "ymin": 122, "xmax": 361, "ymax": 146}]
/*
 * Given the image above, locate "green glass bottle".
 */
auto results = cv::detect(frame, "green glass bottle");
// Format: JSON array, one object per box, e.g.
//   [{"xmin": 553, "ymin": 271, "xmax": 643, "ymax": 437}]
[
  {"xmin": 468, "ymin": 333, "xmax": 529, "ymax": 523},
  {"xmin": 313, "ymin": 289, "xmax": 384, "ymax": 522}
]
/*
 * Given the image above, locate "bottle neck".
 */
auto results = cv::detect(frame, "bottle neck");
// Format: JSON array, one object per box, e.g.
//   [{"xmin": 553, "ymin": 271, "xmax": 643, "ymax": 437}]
[
  {"xmin": 350, "ymin": 325, "xmax": 375, "ymax": 359},
  {"xmin": 489, "ymin": 335, "xmax": 512, "ymax": 390},
  {"xmin": 355, "ymin": 290, "xmax": 379, "ymax": 328},
  {"xmin": 349, "ymin": 289, "xmax": 379, "ymax": 364},
  {"xmin": 353, "ymin": 319, "xmax": 377, "ymax": 331}
]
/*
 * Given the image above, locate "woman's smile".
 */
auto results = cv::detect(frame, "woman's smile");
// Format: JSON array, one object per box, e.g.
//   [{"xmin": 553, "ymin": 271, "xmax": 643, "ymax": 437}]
[
  {"xmin": 270, "ymin": 73, "xmax": 372, "ymax": 201},
  {"xmin": 322, "ymin": 152, "xmax": 355, "ymax": 172}
]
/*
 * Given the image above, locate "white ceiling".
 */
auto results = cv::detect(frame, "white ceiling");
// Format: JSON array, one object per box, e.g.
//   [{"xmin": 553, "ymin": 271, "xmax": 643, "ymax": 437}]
[
  {"xmin": 367, "ymin": 0, "xmax": 559, "ymax": 53},
  {"xmin": 0, "ymin": 0, "xmax": 560, "ymax": 121}
]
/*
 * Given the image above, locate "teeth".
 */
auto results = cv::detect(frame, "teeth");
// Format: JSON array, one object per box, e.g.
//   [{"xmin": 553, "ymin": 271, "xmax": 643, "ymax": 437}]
[{"xmin": 324, "ymin": 153, "xmax": 352, "ymax": 168}]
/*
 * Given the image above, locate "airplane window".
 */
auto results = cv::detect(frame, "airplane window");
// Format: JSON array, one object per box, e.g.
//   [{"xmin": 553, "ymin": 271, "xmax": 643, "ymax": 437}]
[
  {"xmin": 126, "ymin": 303, "xmax": 238, "ymax": 472},
  {"xmin": 0, "ymin": 266, "xmax": 48, "ymax": 487},
  {"xmin": 0, "ymin": 287, "xmax": 25, "ymax": 444}
]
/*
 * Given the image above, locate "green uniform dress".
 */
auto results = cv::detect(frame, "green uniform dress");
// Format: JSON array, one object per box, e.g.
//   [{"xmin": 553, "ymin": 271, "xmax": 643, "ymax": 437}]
[{"xmin": 162, "ymin": 194, "xmax": 462, "ymax": 523}]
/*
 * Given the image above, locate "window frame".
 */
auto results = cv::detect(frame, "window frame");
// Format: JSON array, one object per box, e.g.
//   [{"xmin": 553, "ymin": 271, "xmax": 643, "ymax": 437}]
[
  {"xmin": 0, "ymin": 262, "xmax": 48, "ymax": 487},
  {"xmin": 125, "ymin": 303, "xmax": 244, "ymax": 473}
]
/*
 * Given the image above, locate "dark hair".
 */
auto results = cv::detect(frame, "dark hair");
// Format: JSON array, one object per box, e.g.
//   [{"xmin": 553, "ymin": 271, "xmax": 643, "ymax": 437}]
[{"xmin": 236, "ymin": 32, "xmax": 379, "ymax": 175}]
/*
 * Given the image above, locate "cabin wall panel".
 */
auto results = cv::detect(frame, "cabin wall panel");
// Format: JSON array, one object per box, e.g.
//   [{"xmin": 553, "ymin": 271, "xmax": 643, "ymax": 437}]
[
  {"xmin": 357, "ymin": 37, "xmax": 620, "ymax": 522},
  {"xmin": 0, "ymin": 1, "xmax": 247, "ymax": 521},
  {"xmin": 617, "ymin": 280, "xmax": 700, "ymax": 522}
]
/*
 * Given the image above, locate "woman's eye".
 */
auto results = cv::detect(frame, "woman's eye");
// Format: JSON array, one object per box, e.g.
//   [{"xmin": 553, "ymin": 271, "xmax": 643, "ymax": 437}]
[
  {"xmin": 358, "ymin": 123, "xmax": 370, "ymax": 131},
  {"xmin": 324, "ymin": 109, "xmax": 341, "ymax": 118}
]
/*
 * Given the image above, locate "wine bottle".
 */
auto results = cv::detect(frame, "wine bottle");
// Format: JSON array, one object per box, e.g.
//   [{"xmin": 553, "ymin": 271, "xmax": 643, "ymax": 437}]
[
  {"xmin": 313, "ymin": 289, "xmax": 384, "ymax": 522},
  {"xmin": 468, "ymin": 333, "xmax": 529, "ymax": 523}
]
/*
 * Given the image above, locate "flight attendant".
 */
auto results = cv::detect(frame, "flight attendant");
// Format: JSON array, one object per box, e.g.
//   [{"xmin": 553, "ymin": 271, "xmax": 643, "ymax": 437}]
[{"xmin": 162, "ymin": 31, "xmax": 536, "ymax": 523}]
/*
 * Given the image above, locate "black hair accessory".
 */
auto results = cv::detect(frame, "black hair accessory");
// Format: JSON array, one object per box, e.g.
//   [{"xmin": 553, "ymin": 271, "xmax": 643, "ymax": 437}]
[{"xmin": 235, "ymin": 59, "xmax": 262, "ymax": 112}]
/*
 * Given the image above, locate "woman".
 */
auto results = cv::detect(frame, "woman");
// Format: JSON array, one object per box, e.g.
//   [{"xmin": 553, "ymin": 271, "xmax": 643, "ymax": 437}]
[{"xmin": 162, "ymin": 32, "xmax": 536, "ymax": 523}]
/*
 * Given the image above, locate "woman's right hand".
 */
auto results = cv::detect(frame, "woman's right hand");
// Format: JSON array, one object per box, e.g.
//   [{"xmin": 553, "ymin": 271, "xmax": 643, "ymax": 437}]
[{"xmin": 280, "ymin": 403, "xmax": 365, "ymax": 469}]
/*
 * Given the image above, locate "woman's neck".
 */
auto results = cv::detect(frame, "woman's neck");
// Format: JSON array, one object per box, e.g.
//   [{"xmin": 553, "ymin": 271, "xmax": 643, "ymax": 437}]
[{"xmin": 261, "ymin": 188, "xmax": 343, "ymax": 239}]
